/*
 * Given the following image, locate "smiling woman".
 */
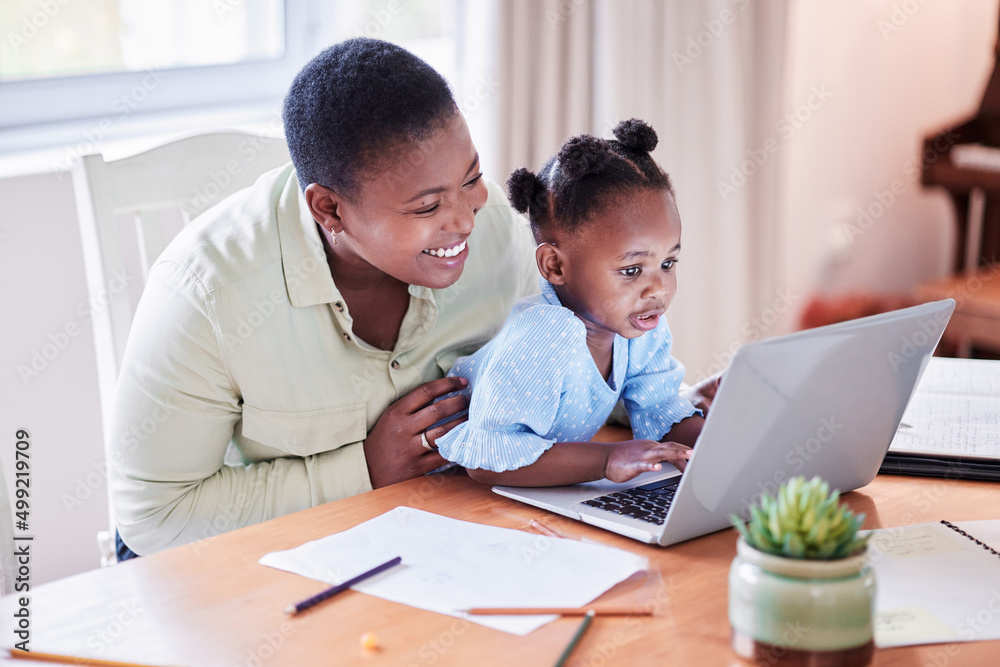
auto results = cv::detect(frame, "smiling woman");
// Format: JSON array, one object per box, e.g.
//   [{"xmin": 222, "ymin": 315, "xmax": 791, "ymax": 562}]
[{"xmin": 108, "ymin": 37, "xmax": 539, "ymax": 557}]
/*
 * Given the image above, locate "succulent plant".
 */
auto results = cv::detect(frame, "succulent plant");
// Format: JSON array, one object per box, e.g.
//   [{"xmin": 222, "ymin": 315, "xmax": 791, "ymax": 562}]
[{"xmin": 731, "ymin": 476, "xmax": 869, "ymax": 559}]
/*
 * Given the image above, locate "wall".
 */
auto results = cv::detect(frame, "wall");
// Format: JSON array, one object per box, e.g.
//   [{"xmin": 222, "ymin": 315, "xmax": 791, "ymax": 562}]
[
  {"xmin": 779, "ymin": 0, "xmax": 998, "ymax": 323},
  {"xmin": 0, "ymin": 169, "xmax": 109, "ymax": 584}
]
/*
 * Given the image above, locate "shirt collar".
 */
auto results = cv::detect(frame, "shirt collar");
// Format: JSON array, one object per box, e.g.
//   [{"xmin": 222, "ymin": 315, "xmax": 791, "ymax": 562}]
[
  {"xmin": 274, "ymin": 168, "xmax": 343, "ymax": 308},
  {"xmin": 539, "ymin": 277, "xmax": 564, "ymax": 307}
]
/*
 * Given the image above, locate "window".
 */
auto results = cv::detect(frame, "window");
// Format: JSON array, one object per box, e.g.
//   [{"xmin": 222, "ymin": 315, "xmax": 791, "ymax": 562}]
[
  {"xmin": 0, "ymin": 0, "xmax": 496, "ymax": 173},
  {"xmin": 0, "ymin": 0, "xmax": 284, "ymax": 81}
]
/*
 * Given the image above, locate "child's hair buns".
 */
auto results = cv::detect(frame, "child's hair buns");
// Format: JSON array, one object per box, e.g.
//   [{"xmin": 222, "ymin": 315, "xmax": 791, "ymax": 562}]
[
  {"xmin": 506, "ymin": 167, "xmax": 542, "ymax": 214},
  {"xmin": 612, "ymin": 118, "xmax": 658, "ymax": 154},
  {"xmin": 557, "ymin": 135, "xmax": 613, "ymax": 180}
]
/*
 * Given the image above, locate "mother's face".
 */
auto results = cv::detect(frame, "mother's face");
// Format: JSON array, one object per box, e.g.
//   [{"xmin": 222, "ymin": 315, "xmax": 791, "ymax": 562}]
[{"xmin": 308, "ymin": 113, "xmax": 488, "ymax": 290}]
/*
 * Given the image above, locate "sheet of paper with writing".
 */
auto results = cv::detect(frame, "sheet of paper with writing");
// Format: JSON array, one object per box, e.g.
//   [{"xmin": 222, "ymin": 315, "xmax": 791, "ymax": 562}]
[
  {"xmin": 868, "ymin": 520, "xmax": 1000, "ymax": 647},
  {"xmin": 889, "ymin": 357, "xmax": 1000, "ymax": 459},
  {"xmin": 259, "ymin": 506, "xmax": 648, "ymax": 635}
]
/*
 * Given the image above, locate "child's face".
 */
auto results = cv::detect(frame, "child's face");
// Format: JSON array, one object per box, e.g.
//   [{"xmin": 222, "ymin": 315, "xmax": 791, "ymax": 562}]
[{"xmin": 548, "ymin": 188, "xmax": 682, "ymax": 340}]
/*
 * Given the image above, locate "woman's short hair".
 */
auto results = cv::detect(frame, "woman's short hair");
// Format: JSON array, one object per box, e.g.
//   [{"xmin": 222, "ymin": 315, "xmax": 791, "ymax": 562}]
[{"xmin": 283, "ymin": 37, "xmax": 457, "ymax": 198}]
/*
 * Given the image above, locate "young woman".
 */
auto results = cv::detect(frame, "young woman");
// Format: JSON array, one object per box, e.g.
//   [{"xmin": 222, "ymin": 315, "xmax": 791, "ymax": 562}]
[{"xmin": 111, "ymin": 38, "xmax": 539, "ymax": 556}]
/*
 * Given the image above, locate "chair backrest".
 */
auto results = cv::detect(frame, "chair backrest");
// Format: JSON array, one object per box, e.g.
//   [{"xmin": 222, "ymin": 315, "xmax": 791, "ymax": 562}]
[{"xmin": 71, "ymin": 132, "xmax": 291, "ymax": 562}]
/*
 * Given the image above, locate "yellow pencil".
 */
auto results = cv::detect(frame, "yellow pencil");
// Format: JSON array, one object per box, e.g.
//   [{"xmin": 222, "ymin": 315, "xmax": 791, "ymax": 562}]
[{"xmin": 7, "ymin": 648, "xmax": 182, "ymax": 667}]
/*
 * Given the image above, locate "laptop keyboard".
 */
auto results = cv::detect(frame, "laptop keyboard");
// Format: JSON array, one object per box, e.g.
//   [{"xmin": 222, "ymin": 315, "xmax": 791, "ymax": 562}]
[{"xmin": 580, "ymin": 477, "xmax": 679, "ymax": 525}]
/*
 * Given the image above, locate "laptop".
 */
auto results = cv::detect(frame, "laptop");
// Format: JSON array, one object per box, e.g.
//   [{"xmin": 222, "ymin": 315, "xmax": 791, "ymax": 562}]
[{"xmin": 493, "ymin": 298, "xmax": 956, "ymax": 546}]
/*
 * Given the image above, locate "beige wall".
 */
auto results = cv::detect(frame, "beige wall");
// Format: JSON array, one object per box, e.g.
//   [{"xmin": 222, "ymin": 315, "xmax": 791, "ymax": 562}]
[{"xmin": 778, "ymin": 0, "xmax": 997, "ymax": 322}]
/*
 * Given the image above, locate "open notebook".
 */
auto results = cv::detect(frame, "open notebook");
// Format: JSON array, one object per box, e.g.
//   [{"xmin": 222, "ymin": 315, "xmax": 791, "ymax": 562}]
[{"xmin": 869, "ymin": 520, "xmax": 1000, "ymax": 647}]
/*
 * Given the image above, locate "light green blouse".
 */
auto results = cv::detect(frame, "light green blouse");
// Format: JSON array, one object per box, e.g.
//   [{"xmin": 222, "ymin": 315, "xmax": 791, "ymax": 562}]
[{"xmin": 111, "ymin": 163, "xmax": 539, "ymax": 554}]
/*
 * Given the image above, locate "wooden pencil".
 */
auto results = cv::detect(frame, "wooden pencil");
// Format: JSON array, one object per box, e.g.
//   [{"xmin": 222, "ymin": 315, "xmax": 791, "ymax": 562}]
[
  {"xmin": 7, "ymin": 648, "xmax": 182, "ymax": 667},
  {"xmin": 463, "ymin": 606, "xmax": 652, "ymax": 616}
]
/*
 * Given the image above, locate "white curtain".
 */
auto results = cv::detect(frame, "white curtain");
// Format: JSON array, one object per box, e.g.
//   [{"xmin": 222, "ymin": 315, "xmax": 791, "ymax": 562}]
[
  {"xmin": 497, "ymin": 0, "xmax": 595, "ymax": 179},
  {"xmin": 496, "ymin": 0, "xmax": 789, "ymax": 382}
]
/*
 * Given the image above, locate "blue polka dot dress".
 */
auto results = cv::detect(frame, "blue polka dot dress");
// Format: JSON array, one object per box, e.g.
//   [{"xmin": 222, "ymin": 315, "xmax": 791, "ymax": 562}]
[{"xmin": 436, "ymin": 280, "xmax": 699, "ymax": 472}]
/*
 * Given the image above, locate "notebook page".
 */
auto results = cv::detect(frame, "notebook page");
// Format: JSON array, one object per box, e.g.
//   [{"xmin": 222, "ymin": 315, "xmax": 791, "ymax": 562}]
[
  {"xmin": 869, "ymin": 520, "xmax": 1000, "ymax": 647},
  {"xmin": 889, "ymin": 358, "xmax": 1000, "ymax": 459}
]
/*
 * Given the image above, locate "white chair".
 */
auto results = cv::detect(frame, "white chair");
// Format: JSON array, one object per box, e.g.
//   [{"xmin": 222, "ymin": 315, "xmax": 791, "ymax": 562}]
[{"xmin": 71, "ymin": 132, "xmax": 291, "ymax": 564}]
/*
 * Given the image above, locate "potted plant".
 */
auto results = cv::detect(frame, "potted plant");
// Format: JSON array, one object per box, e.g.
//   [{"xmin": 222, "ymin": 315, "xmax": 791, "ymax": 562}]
[{"xmin": 729, "ymin": 476, "xmax": 874, "ymax": 666}]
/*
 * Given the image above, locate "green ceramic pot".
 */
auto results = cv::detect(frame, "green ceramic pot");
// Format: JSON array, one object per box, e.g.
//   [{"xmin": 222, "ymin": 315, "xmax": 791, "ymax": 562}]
[{"xmin": 729, "ymin": 538, "xmax": 875, "ymax": 666}]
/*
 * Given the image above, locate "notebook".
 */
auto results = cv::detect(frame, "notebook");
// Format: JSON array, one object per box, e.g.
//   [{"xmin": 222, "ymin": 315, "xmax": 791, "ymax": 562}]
[
  {"xmin": 868, "ymin": 520, "xmax": 1000, "ymax": 647},
  {"xmin": 493, "ymin": 298, "xmax": 956, "ymax": 546}
]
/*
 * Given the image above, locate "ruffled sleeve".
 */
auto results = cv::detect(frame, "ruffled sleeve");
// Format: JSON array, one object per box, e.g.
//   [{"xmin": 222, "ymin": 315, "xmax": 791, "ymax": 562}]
[
  {"xmin": 621, "ymin": 318, "xmax": 701, "ymax": 442},
  {"xmin": 436, "ymin": 300, "xmax": 585, "ymax": 472}
]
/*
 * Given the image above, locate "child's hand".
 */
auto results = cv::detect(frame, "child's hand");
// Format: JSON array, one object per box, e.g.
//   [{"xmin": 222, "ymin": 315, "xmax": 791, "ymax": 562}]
[{"xmin": 603, "ymin": 440, "xmax": 692, "ymax": 483}]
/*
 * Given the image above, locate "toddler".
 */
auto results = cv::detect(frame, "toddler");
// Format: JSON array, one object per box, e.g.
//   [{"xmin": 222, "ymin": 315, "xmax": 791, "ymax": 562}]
[{"xmin": 436, "ymin": 119, "xmax": 704, "ymax": 486}]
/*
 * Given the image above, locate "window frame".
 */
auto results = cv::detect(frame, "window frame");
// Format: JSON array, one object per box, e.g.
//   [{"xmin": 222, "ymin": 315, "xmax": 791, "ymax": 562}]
[{"xmin": 0, "ymin": 0, "xmax": 318, "ymax": 153}]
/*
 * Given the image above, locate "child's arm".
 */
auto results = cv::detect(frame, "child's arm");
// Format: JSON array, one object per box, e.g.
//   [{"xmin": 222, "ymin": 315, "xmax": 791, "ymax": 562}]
[
  {"xmin": 660, "ymin": 413, "xmax": 705, "ymax": 448},
  {"xmin": 465, "ymin": 439, "xmax": 691, "ymax": 487}
]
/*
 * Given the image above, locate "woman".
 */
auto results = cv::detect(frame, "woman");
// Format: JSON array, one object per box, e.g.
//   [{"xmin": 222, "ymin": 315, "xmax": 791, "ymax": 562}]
[{"xmin": 110, "ymin": 38, "xmax": 539, "ymax": 556}]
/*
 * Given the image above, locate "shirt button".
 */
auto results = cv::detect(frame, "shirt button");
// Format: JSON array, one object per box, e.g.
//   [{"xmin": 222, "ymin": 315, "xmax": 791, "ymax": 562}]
[
  {"xmin": 391, "ymin": 360, "xmax": 401, "ymax": 370},
  {"xmin": 334, "ymin": 302, "xmax": 344, "ymax": 312},
  {"xmin": 343, "ymin": 333, "xmax": 351, "ymax": 341}
]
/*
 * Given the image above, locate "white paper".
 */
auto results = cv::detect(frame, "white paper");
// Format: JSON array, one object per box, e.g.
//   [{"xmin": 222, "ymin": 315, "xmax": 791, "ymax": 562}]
[
  {"xmin": 259, "ymin": 506, "xmax": 648, "ymax": 635},
  {"xmin": 890, "ymin": 357, "xmax": 1000, "ymax": 459},
  {"xmin": 867, "ymin": 521, "xmax": 1000, "ymax": 647}
]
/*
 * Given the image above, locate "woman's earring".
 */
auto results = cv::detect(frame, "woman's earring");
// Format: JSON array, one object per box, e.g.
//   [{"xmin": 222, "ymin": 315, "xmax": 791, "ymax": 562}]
[{"xmin": 331, "ymin": 231, "xmax": 337, "ymax": 245}]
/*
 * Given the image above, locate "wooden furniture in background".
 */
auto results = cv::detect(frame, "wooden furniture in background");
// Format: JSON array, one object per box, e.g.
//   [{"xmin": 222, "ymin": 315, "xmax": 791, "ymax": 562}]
[
  {"xmin": 918, "ymin": 13, "xmax": 1000, "ymax": 357},
  {"xmin": 2, "ymin": 466, "xmax": 998, "ymax": 665}
]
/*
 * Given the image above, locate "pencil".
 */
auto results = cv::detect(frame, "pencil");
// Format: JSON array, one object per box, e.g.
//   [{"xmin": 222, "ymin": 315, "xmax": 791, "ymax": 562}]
[
  {"xmin": 528, "ymin": 519, "xmax": 567, "ymax": 539},
  {"xmin": 285, "ymin": 555, "xmax": 403, "ymax": 615},
  {"xmin": 464, "ymin": 606, "xmax": 651, "ymax": 616},
  {"xmin": 553, "ymin": 610, "xmax": 595, "ymax": 667},
  {"xmin": 7, "ymin": 648, "xmax": 182, "ymax": 667}
]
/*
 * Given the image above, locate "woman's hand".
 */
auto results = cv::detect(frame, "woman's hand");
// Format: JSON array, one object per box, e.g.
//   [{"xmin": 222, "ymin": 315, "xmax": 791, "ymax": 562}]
[
  {"xmin": 363, "ymin": 376, "xmax": 469, "ymax": 488},
  {"xmin": 603, "ymin": 440, "xmax": 692, "ymax": 483}
]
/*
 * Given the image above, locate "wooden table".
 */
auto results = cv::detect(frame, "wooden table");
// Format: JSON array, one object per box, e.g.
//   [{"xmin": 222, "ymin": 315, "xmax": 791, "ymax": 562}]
[{"xmin": 3, "ymin": 471, "xmax": 1000, "ymax": 666}]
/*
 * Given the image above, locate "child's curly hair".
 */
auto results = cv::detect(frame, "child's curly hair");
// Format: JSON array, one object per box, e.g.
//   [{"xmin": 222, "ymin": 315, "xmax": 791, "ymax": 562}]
[{"xmin": 506, "ymin": 119, "xmax": 673, "ymax": 240}]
